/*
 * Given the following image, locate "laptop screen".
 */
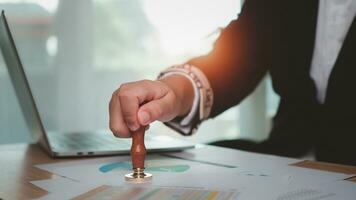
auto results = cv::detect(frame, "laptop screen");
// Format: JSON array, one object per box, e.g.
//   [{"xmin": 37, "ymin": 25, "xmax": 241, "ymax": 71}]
[{"xmin": 0, "ymin": 10, "xmax": 48, "ymax": 146}]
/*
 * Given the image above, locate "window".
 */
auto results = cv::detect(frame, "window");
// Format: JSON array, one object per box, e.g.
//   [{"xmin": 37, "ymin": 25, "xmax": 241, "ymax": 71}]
[{"xmin": 0, "ymin": 0, "xmax": 280, "ymax": 145}]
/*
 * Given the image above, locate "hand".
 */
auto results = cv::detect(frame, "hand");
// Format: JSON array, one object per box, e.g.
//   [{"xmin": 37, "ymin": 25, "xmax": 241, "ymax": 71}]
[{"xmin": 109, "ymin": 75, "xmax": 194, "ymax": 138}]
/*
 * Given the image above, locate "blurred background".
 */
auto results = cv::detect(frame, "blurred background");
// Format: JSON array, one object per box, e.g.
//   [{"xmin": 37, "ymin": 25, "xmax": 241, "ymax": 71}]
[{"xmin": 0, "ymin": 0, "xmax": 279, "ymax": 145}]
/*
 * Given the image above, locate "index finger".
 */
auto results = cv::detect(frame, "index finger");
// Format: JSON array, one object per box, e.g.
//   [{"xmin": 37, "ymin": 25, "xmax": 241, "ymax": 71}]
[{"xmin": 109, "ymin": 91, "xmax": 131, "ymax": 138}]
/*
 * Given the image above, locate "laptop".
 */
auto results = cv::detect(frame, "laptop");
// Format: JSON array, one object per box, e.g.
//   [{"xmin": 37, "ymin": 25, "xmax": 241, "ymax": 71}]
[{"xmin": 0, "ymin": 11, "xmax": 195, "ymax": 157}]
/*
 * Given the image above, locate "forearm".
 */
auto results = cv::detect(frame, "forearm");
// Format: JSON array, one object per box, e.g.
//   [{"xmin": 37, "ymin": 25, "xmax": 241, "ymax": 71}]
[
  {"xmin": 188, "ymin": 54, "xmax": 267, "ymax": 118},
  {"xmin": 159, "ymin": 1, "xmax": 271, "ymax": 135},
  {"xmin": 187, "ymin": 0, "xmax": 269, "ymax": 117}
]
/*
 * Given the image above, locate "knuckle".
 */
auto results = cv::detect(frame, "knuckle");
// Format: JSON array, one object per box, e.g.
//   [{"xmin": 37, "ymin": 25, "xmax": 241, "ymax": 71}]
[
  {"xmin": 140, "ymin": 79, "xmax": 152, "ymax": 85},
  {"xmin": 118, "ymin": 83, "xmax": 132, "ymax": 96},
  {"xmin": 118, "ymin": 90, "xmax": 132, "ymax": 100},
  {"xmin": 110, "ymin": 125, "xmax": 129, "ymax": 138},
  {"xmin": 119, "ymin": 83, "xmax": 130, "ymax": 91},
  {"xmin": 111, "ymin": 90, "xmax": 119, "ymax": 99}
]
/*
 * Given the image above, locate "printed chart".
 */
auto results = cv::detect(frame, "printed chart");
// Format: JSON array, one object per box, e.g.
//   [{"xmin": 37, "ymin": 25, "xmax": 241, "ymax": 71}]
[
  {"xmin": 73, "ymin": 185, "xmax": 239, "ymax": 200},
  {"xmin": 99, "ymin": 160, "xmax": 190, "ymax": 173}
]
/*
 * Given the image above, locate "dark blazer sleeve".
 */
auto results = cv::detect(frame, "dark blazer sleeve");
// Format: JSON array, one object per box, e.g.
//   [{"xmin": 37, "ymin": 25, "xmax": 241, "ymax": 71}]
[{"xmin": 187, "ymin": 0, "xmax": 271, "ymax": 118}]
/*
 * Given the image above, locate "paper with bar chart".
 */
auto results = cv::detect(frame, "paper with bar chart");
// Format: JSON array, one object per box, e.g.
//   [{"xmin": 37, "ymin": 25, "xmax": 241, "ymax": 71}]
[
  {"xmin": 72, "ymin": 185, "xmax": 239, "ymax": 200},
  {"xmin": 35, "ymin": 155, "xmax": 249, "ymax": 190},
  {"xmin": 34, "ymin": 155, "xmax": 245, "ymax": 200},
  {"xmin": 32, "ymin": 150, "xmax": 356, "ymax": 200},
  {"xmin": 99, "ymin": 160, "xmax": 190, "ymax": 173}
]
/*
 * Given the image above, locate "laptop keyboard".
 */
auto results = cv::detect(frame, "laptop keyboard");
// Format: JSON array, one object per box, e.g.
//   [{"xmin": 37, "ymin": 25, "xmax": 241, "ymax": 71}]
[
  {"xmin": 47, "ymin": 131, "xmax": 194, "ymax": 155},
  {"xmin": 48, "ymin": 132, "xmax": 132, "ymax": 151}
]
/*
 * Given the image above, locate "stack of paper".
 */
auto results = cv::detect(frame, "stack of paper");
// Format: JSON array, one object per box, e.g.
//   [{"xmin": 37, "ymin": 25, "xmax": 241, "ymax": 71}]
[{"xmin": 31, "ymin": 146, "xmax": 356, "ymax": 200}]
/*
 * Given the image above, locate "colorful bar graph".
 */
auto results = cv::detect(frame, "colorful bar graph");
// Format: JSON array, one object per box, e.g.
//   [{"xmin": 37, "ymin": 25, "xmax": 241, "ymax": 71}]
[{"xmin": 73, "ymin": 185, "xmax": 239, "ymax": 200}]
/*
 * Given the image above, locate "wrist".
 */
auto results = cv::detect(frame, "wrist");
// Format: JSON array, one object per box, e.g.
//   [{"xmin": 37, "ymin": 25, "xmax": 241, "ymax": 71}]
[{"xmin": 159, "ymin": 75, "xmax": 194, "ymax": 117}]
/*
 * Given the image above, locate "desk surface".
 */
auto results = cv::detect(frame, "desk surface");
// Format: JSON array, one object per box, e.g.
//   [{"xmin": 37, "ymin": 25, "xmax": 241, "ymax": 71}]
[{"xmin": 1, "ymin": 143, "xmax": 356, "ymax": 199}]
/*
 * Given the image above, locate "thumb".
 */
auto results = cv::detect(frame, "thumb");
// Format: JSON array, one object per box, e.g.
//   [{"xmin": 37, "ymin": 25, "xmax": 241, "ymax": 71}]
[{"xmin": 137, "ymin": 94, "xmax": 176, "ymax": 125}]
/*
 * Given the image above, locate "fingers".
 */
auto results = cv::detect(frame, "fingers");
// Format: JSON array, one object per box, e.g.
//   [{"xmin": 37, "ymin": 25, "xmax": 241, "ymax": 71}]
[
  {"xmin": 109, "ymin": 91, "xmax": 131, "ymax": 138},
  {"xmin": 109, "ymin": 80, "xmax": 171, "ymax": 138},
  {"xmin": 137, "ymin": 92, "xmax": 177, "ymax": 125},
  {"xmin": 118, "ymin": 84, "xmax": 140, "ymax": 131},
  {"xmin": 118, "ymin": 80, "xmax": 158, "ymax": 131}
]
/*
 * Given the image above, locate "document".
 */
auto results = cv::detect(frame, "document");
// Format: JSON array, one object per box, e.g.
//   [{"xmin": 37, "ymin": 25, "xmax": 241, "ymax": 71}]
[
  {"xmin": 32, "ymin": 147, "xmax": 356, "ymax": 200},
  {"xmin": 72, "ymin": 185, "xmax": 240, "ymax": 200},
  {"xmin": 164, "ymin": 145, "xmax": 300, "ymax": 168},
  {"xmin": 31, "ymin": 177, "xmax": 98, "ymax": 200},
  {"xmin": 36, "ymin": 155, "xmax": 255, "ymax": 190},
  {"xmin": 259, "ymin": 180, "xmax": 356, "ymax": 200}
]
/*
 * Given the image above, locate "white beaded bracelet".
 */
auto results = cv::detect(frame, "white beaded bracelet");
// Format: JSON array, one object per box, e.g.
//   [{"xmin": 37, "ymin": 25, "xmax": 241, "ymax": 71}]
[{"xmin": 158, "ymin": 64, "xmax": 214, "ymax": 135}]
